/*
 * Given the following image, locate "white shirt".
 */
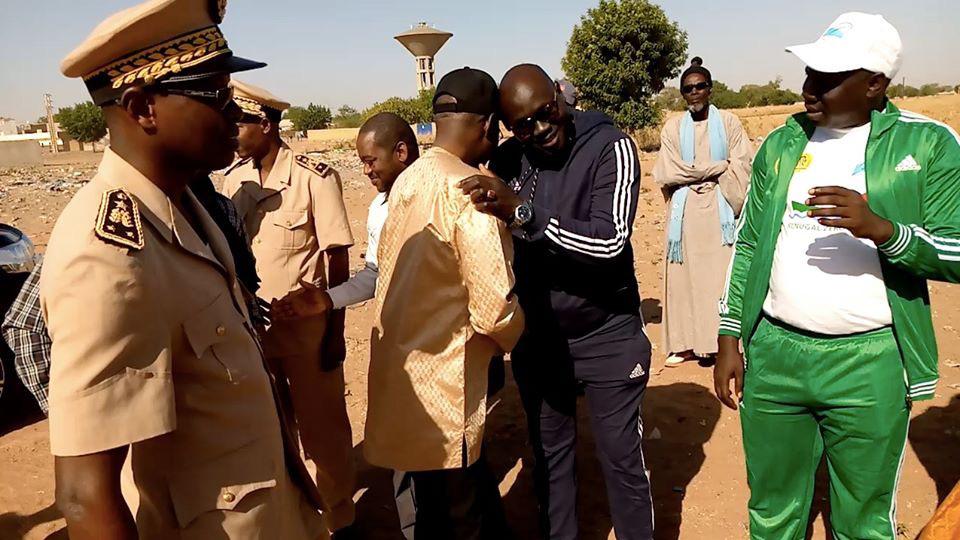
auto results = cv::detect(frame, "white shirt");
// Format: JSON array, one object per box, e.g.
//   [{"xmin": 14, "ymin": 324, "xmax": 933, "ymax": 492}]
[
  {"xmin": 366, "ymin": 192, "xmax": 389, "ymax": 268},
  {"xmin": 763, "ymin": 123, "xmax": 893, "ymax": 334}
]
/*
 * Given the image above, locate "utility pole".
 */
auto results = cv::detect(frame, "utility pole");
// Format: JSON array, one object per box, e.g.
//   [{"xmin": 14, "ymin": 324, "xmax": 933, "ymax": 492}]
[{"xmin": 44, "ymin": 93, "xmax": 59, "ymax": 153}]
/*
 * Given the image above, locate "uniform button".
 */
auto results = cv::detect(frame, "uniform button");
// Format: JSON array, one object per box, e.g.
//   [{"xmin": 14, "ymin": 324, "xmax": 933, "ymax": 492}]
[
  {"xmin": 216, "ymin": 325, "xmax": 226, "ymax": 337},
  {"xmin": 222, "ymin": 492, "xmax": 236, "ymax": 503}
]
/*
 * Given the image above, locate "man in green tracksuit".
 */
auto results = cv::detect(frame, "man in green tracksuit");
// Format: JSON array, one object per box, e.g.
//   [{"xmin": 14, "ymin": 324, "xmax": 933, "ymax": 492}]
[{"xmin": 714, "ymin": 12, "xmax": 960, "ymax": 540}]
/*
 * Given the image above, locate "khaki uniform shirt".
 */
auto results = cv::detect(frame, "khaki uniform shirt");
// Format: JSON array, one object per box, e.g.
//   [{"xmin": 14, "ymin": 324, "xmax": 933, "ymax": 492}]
[
  {"xmin": 221, "ymin": 145, "xmax": 354, "ymax": 359},
  {"xmin": 40, "ymin": 149, "xmax": 325, "ymax": 540},
  {"xmin": 365, "ymin": 146, "xmax": 525, "ymax": 472}
]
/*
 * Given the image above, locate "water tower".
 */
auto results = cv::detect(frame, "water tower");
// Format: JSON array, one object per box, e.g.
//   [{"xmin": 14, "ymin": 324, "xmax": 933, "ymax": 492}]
[{"xmin": 394, "ymin": 22, "xmax": 453, "ymax": 92}]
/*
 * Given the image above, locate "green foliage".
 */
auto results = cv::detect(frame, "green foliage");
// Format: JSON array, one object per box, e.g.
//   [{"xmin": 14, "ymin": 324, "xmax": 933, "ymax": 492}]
[
  {"xmin": 888, "ymin": 85, "xmax": 920, "ymax": 98},
  {"xmin": 919, "ymin": 83, "xmax": 953, "ymax": 96},
  {"xmin": 562, "ymin": 0, "xmax": 688, "ymax": 130},
  {"xmin": 362, "ymin": 89, "xmax": 434, "ymax": 125},
  {"xmin": 54, "ymin": 102, "xmax": 106, "ymax": 143},
  {"xmin": 659, "ymin": 80, "xmax": 790, "ymax": 112},
  {"xmin": 286, "ymin": 103, "xmax": 333, "ymax": 131},
  {"xmin": 332, "ymin": 105, "xmax": 363, "ymax": 128},
  {"xmin": 709, "ymin": 81, "xmax": 747, "ymax": 109},
  {"xmin": 737, "ymin": 77, "xmax": 801, "ymax": 107},
  {"xmin": 654, "ymin": 87, "xmax": 685, "ymax": 112}
]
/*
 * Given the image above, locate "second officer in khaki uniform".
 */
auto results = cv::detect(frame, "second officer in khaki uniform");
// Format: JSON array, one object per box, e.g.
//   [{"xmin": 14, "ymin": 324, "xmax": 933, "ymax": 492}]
[
  {"xmin": 43, "ymin": 0, "xmax": 327, "ymax": 538},
  {"xmin": 221, "ymin": 80, "xmax": 357, "ymax": 534}
]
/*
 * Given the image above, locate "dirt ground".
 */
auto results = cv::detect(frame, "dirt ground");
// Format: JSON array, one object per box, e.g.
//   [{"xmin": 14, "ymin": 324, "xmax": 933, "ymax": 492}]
[{"xmin": 1, "ymin": 96, "xmax": 960, "ymax": 539}]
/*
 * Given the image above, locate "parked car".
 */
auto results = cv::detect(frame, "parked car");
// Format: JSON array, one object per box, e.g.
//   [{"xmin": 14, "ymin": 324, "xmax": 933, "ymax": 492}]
[{"xmin": 0, "ymin": 224, "xmax": 37, "ymax": 408}]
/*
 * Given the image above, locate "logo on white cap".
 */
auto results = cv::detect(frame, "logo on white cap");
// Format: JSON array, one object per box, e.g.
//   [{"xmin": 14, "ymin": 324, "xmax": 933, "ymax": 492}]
[{"xmin": 786, "ymin": 12, "xmax": 903, "ymax": 78}]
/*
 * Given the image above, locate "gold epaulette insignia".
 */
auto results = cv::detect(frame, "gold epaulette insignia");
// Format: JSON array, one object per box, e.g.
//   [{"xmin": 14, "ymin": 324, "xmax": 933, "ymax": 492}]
[
  {"xmin": 295, "ymin": 154, "xmax": 332, "ymax": 177},
  {"xmin": 95, "ymin": 189, "xmax": 144, "ymax": 250}
]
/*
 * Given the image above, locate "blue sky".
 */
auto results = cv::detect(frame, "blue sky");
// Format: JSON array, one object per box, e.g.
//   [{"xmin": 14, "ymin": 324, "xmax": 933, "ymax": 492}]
[{"xmin": 1, "ymin": 0, "xmax": 957, "ymax": 121}]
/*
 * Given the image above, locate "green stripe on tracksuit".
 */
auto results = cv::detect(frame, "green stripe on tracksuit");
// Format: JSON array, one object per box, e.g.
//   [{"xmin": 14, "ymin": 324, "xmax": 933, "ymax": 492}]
[{"xmin": 742, "ymin": 317, "xmax": 909, "ymax": 540}]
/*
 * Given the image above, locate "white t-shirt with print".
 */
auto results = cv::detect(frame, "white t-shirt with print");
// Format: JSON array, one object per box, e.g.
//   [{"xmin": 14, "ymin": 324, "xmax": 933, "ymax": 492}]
[{"xmin": 763, "ymin": 123, "xmax": 893, "ymax": 334}]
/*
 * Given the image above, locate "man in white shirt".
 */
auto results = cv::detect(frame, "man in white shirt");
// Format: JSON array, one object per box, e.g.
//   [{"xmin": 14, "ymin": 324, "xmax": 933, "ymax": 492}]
[
  {"xmin": 273, "ymin": 112, "xmax": 418, "ymax": 316},
  {"xmin": 715, "ymin": 12, "xmax": 960, "ymax": 539}
]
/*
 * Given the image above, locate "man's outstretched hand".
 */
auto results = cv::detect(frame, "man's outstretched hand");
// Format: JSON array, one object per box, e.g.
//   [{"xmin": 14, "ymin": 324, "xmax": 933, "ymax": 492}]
[
  {"xmin": 806, "ymin": 186, "xmax": 894, "ymax": 245},
  {"xmin": 458, "ymin": 165, "xmax": 522, "ymax": 222},
  {"xmin": 714, "ymin": 335, "xmax": 744, "ymax": 410},
  {"xmin": 271, "ymin": 280, "xmax": 332, "ymax": 321}
]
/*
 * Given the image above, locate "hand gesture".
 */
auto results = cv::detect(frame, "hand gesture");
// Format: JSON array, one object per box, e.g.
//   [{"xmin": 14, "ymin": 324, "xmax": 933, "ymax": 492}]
[
  {"xmin": 805, "ymin": 187, "xmax": 894, "ymax": 245},
  {"xmin": 271, "ymin": 280, "xmax": 332, "ymax": 321},
  {"xmin": 458, "ymin": 165, "xmax": 522, "ymax": 222}
]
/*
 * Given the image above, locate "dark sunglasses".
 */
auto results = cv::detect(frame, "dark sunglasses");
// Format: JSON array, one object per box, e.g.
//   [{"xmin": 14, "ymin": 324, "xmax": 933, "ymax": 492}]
[
  {"xmin": 681, "ymin": 81, "xmax": 711, "ymax": 94},
  {"xmin": 158, "ymin": 83, "xmax": 235, "ymax": 111},
  {"xmin": 511, "ymin": 95, "xmax": 561, "ymax": 137}
]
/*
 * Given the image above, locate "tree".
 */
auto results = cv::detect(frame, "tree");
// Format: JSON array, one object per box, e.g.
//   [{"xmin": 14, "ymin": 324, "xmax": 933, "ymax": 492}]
[
  {"xmin": 919, "ymin": 83, "xmax": 951, "ymax": 96},
  {"xmin": 562, "ymin": 0, "xmax": 687, "ymax": 130},
  {"xmin": 285, "ymin": 103, "xmax": 332, "ymax": 131},
  {"xmin": 363, "ymin": 88, "xmax": 434, "ymax": 124},
  {"xmin": 654, "ymin": 87, "xmax": 685, "ymax": 112},
  {"xmin": 710, "ymin": 81, "xmax": 748, "ymax": 110},
  {"xmin": 889, "ymin": 84, "xmax": 921, "ymax": 98},
  {"xmin": 738, "ymin": 77, "xmax": 801, "ymax": 107},
  {"xmin": 55, "ymin": 101, "xmax": 106, "ymax": 144},
  {"xmin": 332, "ymin": 105, "xmax": 363, "ymax": 128}
]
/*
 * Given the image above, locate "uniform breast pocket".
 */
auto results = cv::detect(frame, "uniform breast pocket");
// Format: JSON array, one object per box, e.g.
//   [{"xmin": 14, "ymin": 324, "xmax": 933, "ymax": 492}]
[
  {"xmin": 182, "ymin": 292, "xmax": 257, "ymax": 384},
  {"xmin": 272, "ymin": 209, "xmax": 310, "ymax": 251}
]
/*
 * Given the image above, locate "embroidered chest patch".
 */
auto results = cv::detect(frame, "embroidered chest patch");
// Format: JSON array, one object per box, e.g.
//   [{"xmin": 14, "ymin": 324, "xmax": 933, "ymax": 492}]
[{"xmin": 95, "ymin": 188, "xmax": 144, "ymax": 250}]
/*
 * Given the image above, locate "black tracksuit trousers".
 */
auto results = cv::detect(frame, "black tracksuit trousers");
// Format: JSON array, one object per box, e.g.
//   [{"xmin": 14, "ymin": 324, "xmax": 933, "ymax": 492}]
[{"xmin": 512, "ymin": 312, "xmax": 654, "ymax": 540}]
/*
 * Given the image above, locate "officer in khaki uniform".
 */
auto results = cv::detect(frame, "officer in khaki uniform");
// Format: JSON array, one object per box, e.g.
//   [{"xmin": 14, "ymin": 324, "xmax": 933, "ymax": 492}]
[
  {"xmin": 43, "ymin": 0, "xmax": 327, "ymax": 538},
  {"xmin": 221, "ymin": 80, "xmax": 357, "ymax": 533}
]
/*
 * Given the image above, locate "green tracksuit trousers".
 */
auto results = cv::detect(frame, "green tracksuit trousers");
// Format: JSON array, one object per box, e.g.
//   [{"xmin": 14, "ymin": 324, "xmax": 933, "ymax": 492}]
[{"xmin": 741, "ymin": 316, "xmax": 910, "ymax": 540}]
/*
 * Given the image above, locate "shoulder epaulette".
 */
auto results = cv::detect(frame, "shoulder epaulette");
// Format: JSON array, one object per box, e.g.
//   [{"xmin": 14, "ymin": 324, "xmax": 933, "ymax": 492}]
[
  {"xmin": 294, "ymin": 154, "xmax": 333, "ymax": 177},
  {"xmin": 223, "ymin": 157, "xmax": 252, "ymax": 176},
  {"xmin": 95, "ymin": 188, "xmax": 144, "ymax": 250}
]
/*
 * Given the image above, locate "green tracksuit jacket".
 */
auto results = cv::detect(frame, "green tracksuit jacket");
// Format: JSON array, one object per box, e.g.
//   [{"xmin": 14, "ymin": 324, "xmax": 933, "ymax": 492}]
[{"xmin": 718, "ymin": 101, "xmax": 960, "ymax": 401}]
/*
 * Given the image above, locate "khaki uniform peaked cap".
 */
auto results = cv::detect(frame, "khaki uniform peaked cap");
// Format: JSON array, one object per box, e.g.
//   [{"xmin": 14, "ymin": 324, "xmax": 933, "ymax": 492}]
[
  {"xmin": 61, "ymin": 0, "xmax": 265, "ymax": 105},
  {"xmin": 231, "ymin": 79, "xmax": 290, "ymax": 121}
]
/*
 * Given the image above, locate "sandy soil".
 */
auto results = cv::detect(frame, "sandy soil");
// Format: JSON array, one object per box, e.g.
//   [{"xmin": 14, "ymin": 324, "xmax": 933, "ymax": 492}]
[{"xmin": 1, "ymin": 96, "xmax": 959, "ymax": 540}]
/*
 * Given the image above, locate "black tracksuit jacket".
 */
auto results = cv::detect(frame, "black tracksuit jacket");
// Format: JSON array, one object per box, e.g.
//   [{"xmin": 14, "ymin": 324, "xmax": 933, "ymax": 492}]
[{"xmin": 492, "ymin": 110, "xmax": 643, "ymax": 340}]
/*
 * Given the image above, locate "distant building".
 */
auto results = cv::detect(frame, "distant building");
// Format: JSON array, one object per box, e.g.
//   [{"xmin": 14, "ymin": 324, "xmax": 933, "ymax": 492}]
[
  {"xmin": 0, "ymin": 122, "xmax": 72, "ymax": 151},
  {"xmin": 0, "ymin": 117, "xmax": 18, "ymax": 136}
]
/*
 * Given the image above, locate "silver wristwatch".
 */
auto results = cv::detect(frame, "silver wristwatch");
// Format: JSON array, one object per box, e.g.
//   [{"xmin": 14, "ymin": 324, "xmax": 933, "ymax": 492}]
[{"xmin": 510, "ymin": 201, "xmax": 534, "ymax": 229}]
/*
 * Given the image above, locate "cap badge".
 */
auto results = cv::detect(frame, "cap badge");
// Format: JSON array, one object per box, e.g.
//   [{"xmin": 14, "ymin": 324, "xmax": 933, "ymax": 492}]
[{"xmin": 823, "ymin": 22, "xmax": 852, "ymax": 39}]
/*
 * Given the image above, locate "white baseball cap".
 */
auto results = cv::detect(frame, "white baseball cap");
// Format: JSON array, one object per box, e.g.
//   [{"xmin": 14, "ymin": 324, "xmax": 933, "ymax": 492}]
[{"xmin": 786, "ymin": 12, "xmax": 902, "ymax": 78}]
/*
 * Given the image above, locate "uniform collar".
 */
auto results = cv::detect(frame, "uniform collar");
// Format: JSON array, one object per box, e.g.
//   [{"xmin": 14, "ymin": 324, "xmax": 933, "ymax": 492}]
[
  {"xmin": 96, "ymin": 147, "xmax": 176, "ymax": 244},
  {"xmin": 95, "ymin": 147, "xmax": 235, "ymax": 278},
  {"xmin": 262, "ymin": 144, "xmax": 293, "ymax": 189}
]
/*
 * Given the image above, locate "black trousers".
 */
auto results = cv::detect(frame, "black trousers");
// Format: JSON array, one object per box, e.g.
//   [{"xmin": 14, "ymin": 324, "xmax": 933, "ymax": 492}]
[
  {"xmin": 394, "ymin": 448, "xmax": 511, "ymax": 540},
  {"xmin": 513, "ymin": 312, "xmax": 654, "ymax": 540}
]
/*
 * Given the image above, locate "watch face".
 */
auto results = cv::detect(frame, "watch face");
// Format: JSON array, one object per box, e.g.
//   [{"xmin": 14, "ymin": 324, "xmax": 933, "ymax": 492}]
[{"xmin": 517, "ymin": 204, "xmax": 532, "ymax": 222}]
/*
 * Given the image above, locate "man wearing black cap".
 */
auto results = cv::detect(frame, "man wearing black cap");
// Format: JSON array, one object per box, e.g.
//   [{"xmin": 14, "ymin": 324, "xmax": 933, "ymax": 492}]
[
  {"xmin": 460, "ymin": 63, "xmax": 652, "ymax": 540},
  {"xmin": 363, "ymin": 67, "xmax": 524, "ymax": 539},
  {"xmin": 43, "ymin": 0, "xmax": 326, "ymax": 538}
]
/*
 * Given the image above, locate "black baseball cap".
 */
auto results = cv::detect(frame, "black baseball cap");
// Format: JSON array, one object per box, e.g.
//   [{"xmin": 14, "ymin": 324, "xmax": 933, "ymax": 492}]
[{"xmin": 432, "ymin": 67, "xmax": 498, "ymax": 116}]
